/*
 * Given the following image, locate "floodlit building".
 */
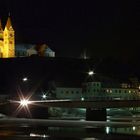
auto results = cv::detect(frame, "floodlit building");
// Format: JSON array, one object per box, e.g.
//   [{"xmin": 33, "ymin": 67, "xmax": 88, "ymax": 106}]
[
  {"xmin": 0, "ymin": 16, "xmax": 55, "ymax": 58},
  {"xmin": 56, "ymin": 81, "xmax": 140, "ymax": 100},
  {"xmin": 15, "ymin": 44, "xmax": 55, "ymax": 57},
  {"xmin": 0, "ymin": 16, "xmax": 15, "ymax": 58}
]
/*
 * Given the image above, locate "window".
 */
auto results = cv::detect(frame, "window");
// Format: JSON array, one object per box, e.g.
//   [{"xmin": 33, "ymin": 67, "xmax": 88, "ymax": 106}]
[
  {"xmin": 106, "ymin": 89, "xmax": 109, "ymax": 93},
  {"xmin": 66, "ymin": 91, "xmax": 69, "ymax": 94},
  {"xmin": 96, "ymin": 83, "xmax": 100, "ymax": 87},
  {"xmin": 115, "ymin": 90, "xmax": 118, "ymax": 93},
  {"xmin": 76, "ymin": 91, "xmax": 79, "ymax": 94},
  {"xmin": 119, "ymin": 90, "xmax": 121, "ymax": 93}
]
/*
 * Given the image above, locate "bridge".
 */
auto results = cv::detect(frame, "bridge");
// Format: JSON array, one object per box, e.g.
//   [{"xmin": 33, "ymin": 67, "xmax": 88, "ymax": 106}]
[
  {"xmin": 1, "ymin": 99, "xmax": 140, "ymax": 122},
  {"xmin": 26, "ymin": 99, "xmax": 140, "ymax": 108}
]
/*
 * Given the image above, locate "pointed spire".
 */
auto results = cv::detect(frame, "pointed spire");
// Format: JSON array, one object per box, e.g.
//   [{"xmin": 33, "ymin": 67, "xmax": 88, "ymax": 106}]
[
  {"xmin": 0, "ymin": 19, "xmax": 3, "ymax": 31},
  {"xmin": 5, "ymin": 14, "xmax": 13, "ymax": 30}
]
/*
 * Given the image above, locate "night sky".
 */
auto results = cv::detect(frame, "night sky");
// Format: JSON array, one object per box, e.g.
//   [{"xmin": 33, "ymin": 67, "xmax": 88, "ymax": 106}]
[{"xmin": 0, "ymin": 0, "xmax": 139, "ymax": 61}]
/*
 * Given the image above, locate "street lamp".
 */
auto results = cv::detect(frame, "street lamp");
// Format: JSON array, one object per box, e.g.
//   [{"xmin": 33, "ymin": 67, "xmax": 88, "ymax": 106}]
[
  {"xmin": 81, "ymin": 97, "xmax": 84, "ymax": 101},
  {"xmin": 42, "ymin": 94, "xmax": 47, "ymax": 100},
  {"xmin": 20, "ymin": 99, "xmax": 30, "ymax": 107},
  {"xmin": 88, "ymin": 70, "xmax": 95, "ymax": 76},
  {"xmin": 22, "ymin": 77, "xmax": 28, "ymax": 82}
]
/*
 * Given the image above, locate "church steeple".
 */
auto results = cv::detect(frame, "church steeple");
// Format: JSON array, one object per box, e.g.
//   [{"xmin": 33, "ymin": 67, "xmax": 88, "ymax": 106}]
[
  {"xmin": 3, "ymin": 15, "xmax": 15, "ymax": 58},
  {"xmin": 5, "ymin": 15, "xmax": 13, "ymax": 30},
  {"xmin": 0, "ymin": 19, "xmax": 3, "ymax": 31},
  {"xmin": 0, "ymin": 19, "xmax": 3, "ymax": 40}
]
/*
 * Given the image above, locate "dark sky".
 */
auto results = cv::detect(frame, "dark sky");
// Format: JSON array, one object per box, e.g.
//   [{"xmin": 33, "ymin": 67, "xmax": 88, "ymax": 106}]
[{"xmin": 0, "ymin": 0, "xmax": 139, "ymax": 61}]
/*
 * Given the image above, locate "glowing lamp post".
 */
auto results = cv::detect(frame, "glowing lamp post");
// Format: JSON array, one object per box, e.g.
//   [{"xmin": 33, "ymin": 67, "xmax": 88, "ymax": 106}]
[
  {"xmin": 20, "ymin": 99, "xmax": 30, "ymax": 107},
  {"xmin": 42, "ymin": 94, "xmax": 47, "ymax": 100},
  {"xmin": 22, "ymin": 77, "xmax": 28, "ymax": 82},
  {"xmin": 88, "ymin": 70, "xmax": 95, "ymax": 76}
]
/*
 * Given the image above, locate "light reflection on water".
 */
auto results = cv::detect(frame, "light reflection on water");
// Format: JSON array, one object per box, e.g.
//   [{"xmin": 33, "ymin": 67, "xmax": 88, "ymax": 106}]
[
  {"xmin": 1, "ymin": 126, "xmax": 140, "ymax": 140},
  {"xmin": 30, "ymin": 133, "xmax": 49, "ymax": 138},
  {"xmin": 105, "ymin": 126, "xmax": 140, "ymax": 135}
]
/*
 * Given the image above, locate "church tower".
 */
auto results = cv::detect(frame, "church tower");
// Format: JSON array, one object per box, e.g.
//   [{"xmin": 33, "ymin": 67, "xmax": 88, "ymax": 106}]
[
  {"xmin": 3, "ymin": 16, "xmax": 15, "ymax": 58},
  {"xmin": 0, "ymin": 20, "xmax": 4, "ymax": 57}
]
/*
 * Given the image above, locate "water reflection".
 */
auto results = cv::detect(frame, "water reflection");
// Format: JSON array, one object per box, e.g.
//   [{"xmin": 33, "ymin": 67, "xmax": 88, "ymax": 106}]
[
  {"xmin": 1, "ymin": 126, "xmax": 140, "ymax": 140},
  {"xmin": 30, "ymin": 133, "xmax": 49, "ymax": 138}
]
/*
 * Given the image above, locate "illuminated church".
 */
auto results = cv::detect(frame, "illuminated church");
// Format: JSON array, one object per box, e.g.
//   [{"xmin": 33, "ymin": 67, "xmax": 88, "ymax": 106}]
[
  {"xmin": 0, "ymin": 16, "xmax": 55, "ymax": 58},
  {"xmin": 0, "ymin": 16, "xmax": 15, "ymax": 58}
]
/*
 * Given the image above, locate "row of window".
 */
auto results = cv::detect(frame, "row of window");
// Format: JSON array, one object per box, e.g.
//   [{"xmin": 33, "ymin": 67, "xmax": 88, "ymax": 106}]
[
  {"xmin": 85, "ymin": 89, "xmax": 100, "ymax": 93},
  {"xmin": 106, "ymin": 89, "xmax": 137, "ymax": 94},
  {"xmin": 86, "ymin": 83, "xmax": 101, "ymax": 87},
  {"xmin": 59, "ymin": 89, "xmax": 138, "ymax": 94},
  {"xmin": 16, "ymin": 51, "xmax": 26, "ymax": 56},
  {"xmin": 60, "ymin": 90, "xmax": 80, "ymax": 94}
]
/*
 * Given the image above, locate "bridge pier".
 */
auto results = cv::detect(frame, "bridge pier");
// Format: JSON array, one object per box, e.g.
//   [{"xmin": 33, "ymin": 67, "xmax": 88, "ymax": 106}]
[{"xmin": 86, "ymin": 108, "xmax": 106, "ymax": 132}]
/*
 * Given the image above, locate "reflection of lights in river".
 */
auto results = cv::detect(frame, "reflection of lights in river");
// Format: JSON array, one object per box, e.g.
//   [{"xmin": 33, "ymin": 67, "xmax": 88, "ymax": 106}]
[
  {"xmin": 30, "ymin": 133, "xmax": 49, "ymax": 138},
  {"xmin": 106, "ymin": 126, "xmax": 110, "ymax": 134},
  {"xmin": 83, "ymin": 138, "xmax": 99, "ymax": 140}
]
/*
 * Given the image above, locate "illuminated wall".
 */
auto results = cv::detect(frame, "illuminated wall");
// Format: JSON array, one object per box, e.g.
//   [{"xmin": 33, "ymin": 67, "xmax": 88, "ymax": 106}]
[{"xmin": 0, "ymin": 17, "xmax": 15, "ymax": 58}]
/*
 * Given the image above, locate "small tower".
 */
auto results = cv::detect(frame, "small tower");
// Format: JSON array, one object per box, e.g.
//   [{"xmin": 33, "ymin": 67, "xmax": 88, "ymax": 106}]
[
  {"xmin": 3, "ymin": 15, "xmax": 15, "ymax": 58},
  {"xmin": 0, "ymin": 19, "xmax": 4, "ymax": 57}
]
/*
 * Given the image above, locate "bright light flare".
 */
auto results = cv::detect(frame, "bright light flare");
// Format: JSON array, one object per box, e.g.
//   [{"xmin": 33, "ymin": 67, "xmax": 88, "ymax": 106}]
[
  {"xmin": 88, "ymin": 71, "xmax": 95, "ymax": 76},
  {"xmin": 42, "ymin": 94, "xmax": 47, "ymax": 99},
  {"xmin": 20, "ymin": 99, "xmax": 30, "ymax": 106},
  {"xmin": 22, "ymin": 77, "xmax": 28, "ymax": 82}
]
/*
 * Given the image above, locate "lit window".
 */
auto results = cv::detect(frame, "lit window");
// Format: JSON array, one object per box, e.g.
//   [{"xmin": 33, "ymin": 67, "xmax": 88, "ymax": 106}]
[
  {"xmin": 129, "ymin": 90, "xmax": 131, "ymax": 93},
  {"xmin": 110, "ymin": 90, "xmax": 112, "ymax": 93},
  {"xmin": 106, "ymin": 89, "xmax": 109, "ymax": 93}
]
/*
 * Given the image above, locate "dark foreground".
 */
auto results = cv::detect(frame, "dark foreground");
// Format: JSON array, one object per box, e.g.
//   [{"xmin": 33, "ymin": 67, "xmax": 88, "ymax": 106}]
[{"xmin": 0, "ymin": 124, "xmax": 140, "ymax": 140}]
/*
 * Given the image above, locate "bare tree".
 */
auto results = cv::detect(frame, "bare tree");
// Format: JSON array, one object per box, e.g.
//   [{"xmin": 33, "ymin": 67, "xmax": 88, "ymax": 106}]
[{"xmin": 35, "ymin": 44, "xmax": 48, "ymax": 56}]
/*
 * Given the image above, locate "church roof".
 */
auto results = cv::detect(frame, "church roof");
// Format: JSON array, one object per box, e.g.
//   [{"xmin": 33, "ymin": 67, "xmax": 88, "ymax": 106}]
[
  {"xmin": 5, "ymin": 16, "xmax": 13, "ymax": 30},
  {"xmin": 0, "ymin": 19, "xmax": 3, "ymax": 31}
]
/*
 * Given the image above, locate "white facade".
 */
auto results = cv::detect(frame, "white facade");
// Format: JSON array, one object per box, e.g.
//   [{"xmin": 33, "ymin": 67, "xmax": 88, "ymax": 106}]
[
  {"xmin": 56, "ymin": 82, "xmax": 140, "ymax": 100},
  {"xmin": 26, "ymin": 47, "xmax": 55, "ymax": 57},
  {"xmin": 27, "ymin": 47, "xmax": 37, "ymax": 56},
  {"xmin": 56, "ymin": 87, "xmax": 82, "ymax": 99},
  {"xmin": 15, "ymin": 44, "xmax": 55, "ymax": 57}
]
